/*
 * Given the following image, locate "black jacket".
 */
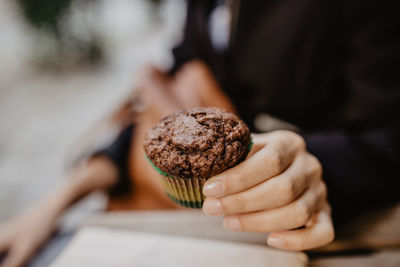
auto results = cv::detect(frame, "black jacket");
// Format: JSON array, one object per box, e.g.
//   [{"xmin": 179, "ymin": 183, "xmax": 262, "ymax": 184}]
[{"xmin": 170, "ymin": 0, "xmax": 400, "ymax": 225}]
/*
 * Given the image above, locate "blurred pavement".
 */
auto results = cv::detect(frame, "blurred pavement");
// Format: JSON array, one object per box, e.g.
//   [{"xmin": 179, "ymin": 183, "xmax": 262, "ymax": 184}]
[{"xmin": 0, "ymin": 0, "xmax": 186, "ymax": 222}]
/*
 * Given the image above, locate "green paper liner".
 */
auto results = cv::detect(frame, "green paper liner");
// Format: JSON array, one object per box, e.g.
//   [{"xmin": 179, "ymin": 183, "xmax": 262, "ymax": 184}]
[
  {"xmin": 145, "ymin": 137, "xmax": 253, "ymax": 209},
  {"xmin": 161, "ymin": 175, "xmax": 206, "ymax": 208},
  {"xmin": 145, "ymin": 155, "xmax": 206, "ymax": 208}
]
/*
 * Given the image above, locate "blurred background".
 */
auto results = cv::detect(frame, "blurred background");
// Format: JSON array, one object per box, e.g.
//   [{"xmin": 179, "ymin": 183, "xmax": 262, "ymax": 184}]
[{"xmin": 0, "ymin": 0, "xmax": 186, "ymax": 222}]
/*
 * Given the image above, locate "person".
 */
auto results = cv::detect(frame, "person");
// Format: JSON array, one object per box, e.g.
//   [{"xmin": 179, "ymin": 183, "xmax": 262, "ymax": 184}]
[{"xmin": 1, "ymin": 0, "xmax": 399, "ymax": 266}]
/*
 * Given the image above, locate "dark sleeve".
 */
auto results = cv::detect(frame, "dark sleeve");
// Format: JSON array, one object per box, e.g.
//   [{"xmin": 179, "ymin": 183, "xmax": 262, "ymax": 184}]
[
  {"xmin": 169, "ymin": 0, "xmax": 214, "ymax": 74},
  {"xmin": 304, "ymin": 1, "xmax": 400, "ymax": 227},
  {"xmin": 95, "ymin": 124, "xmax": 134, "ymax": 196},
  {"xmin": 169, "ymin": 1, "xmax": 200, "ymax": 74},
  {"xmin": 304, "ymin": 130, "xmax": 399, "ymax": 227}
]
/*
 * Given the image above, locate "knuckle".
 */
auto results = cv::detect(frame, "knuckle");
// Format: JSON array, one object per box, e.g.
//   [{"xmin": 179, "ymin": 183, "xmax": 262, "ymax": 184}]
[
  {"xmin": 309, "ymin": 154, "xmax": 323, "ymax": 177},
  {"xmin": 269, "ymin": 151, "xmax": 285, "ymax": 173},
  {"xmin": 320, "ymin": 224, "xmax": 335, "ymax": 247},
  {"xmin": 327, "ymin": 226, "xmax": 335, "ymax": 243},
  {"xmin": 296, "ymin": 201, "xmax": 312, "ymax": 225},
  {"xmin": 278, "ymin": 179, "xmax": 296, "ymax": 204},
  {"xmin": 296, "ymin": 137, "xmax": 306, "ymax": 151},
  {"xmin": 277, "ymin": 131, "xmax": 305, "ymax": 148},
  {"xmin": 320, "ymin": 182, "xmax": 328, "ymax": 199},
  {"xmin": 288, "ymin": 132, "xmax": 306, "ymax": 150},
  {"xmin": 273, "ymin": 130, "xmax": 291, "ymax": 139},
  {"xmin": 325, "ymin": 203, "xmax": 332, "ymax": 215}
]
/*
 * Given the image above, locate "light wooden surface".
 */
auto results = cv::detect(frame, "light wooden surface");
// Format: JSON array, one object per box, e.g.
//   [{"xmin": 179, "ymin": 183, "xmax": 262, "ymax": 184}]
[
  {"xmin": 51, "ymin": 207, "xmax": 400, "ymax": 267},
  {"xmin": 51, "ymin": 227, "xmax": 308, "ymax": 267},
  {"xmin": 82, "ymin": 210, "xmax": 270, "ymax": 245},
  {"xmin": 50, "ymin": 210, "xmax": 308, "ymax": 266}
]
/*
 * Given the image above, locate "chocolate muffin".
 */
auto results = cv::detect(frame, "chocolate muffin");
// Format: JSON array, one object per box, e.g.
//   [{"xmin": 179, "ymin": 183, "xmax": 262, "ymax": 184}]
[{"xmin": 143, "ymin": 107, "xmax": 252, "ymax": 208}]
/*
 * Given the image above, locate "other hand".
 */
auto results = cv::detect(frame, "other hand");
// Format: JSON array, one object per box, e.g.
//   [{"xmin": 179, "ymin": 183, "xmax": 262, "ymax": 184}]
[{"xmin": 0, "ymin": 209, "xmax": 57, "ymax": 267}]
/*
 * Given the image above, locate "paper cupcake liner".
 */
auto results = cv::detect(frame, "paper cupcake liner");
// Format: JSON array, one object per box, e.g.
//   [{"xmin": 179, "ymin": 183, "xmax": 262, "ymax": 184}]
[
  {"xmin": 145, "ymin": 155, "xmax": 206, "ymax": 208},
  {"xmin": 145, "ymin": 137, "xmax": 253, "ymax": 209},
  {"xmin": 161, "ymin": 175, "xmax": 206, "ymax": 208}
]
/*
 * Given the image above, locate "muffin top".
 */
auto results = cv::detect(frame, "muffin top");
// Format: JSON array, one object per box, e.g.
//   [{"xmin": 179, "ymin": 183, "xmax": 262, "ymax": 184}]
[{"xmin": 143, "ymin": 107, "xmax": 251, "ymax": 179}]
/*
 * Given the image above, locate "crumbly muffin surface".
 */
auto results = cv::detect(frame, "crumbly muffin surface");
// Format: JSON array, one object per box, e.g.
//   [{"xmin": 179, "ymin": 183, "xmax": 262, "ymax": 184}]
[{"xmin": 144, "ymin": 107, "xmax": 251, "ymax": 179}]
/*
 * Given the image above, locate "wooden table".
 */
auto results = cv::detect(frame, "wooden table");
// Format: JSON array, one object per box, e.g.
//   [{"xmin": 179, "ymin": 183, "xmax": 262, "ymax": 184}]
[{"xmin": 31, "ymin": 208, "xmax": 400, "ymax": 266}]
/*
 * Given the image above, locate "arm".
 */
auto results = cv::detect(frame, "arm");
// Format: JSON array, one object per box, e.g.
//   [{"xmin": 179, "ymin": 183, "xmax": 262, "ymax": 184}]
[
  {"xmin": 0, "ymin": 156, "xmax": 118, "ymax": 267},
  {"xmin": 304, "ymin": 0, "xmax": 400, "ymax": 226},
  {"xmin": 0, "ymin": 66, "xmax": 164, "ymax": 267}
]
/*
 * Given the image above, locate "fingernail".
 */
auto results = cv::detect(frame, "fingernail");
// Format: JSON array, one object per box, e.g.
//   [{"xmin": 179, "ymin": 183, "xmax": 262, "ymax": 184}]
[
  {"xmin": 203, "ymin": 199, "xmax": 223, "ymax": 215},
  {"xmin": 203, "ymin": 179, "xmax": 224, "ymax": 196},
  {"xmin": 223, "ymin": 216, "xmax": 241, "ymax": 230},
  {"xmin": 267, "ymin": 236, "xmax": 285, "ymax": 248}
]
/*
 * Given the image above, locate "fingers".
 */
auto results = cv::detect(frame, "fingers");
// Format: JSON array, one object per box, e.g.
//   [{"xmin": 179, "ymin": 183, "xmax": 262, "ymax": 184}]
[
  {"xmin": 0, "ymin": 242, "xmax": 10, "ymax": 265},
  {"xmin": 244, "ymin": 134, "xmax": 265, "ymax": 158},
  {"xmin": 0, "ymin": 227, "xmax": 11, "ymax": 255},
  {"xmin": 203, "ymin": 131, "xmax": 303, "ymax": 198},
  {"xmin": 0, "ymin": 239, "xmax": 8, "ymax": 254},
  {"xmin": 267, "ymin": 205, "xmax": 334, "ymax": 251},
  {"xmin": 201, "ymin": 130, "xmax": 333, "ymax": 251},
  {"xmin": 1, "ymin": 242, "xmax": 32, "ymax": 267},
  {"xmin": 222, "ymin": 180, "xmax": 326, "ymax": 232},
  {"xmin": 204, "ymin": 151, "xmax": 323, "ymax": 215},
  {"xmin": 203, "ymin": 153, "xmax": 310, "ymax": 215}
]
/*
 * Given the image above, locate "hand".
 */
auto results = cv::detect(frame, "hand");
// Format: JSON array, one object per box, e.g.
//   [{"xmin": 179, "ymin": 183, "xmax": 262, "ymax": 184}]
[
  {"xmin": 202, "ymin": 130, "xmax": 334, "ymax": 251},
  {"xmin": 0, "ymin": 209, "xmax": 57, "ymax": 267},
  {"xmin": 0, "ymin": 157, "xmax": 118, "ymax": 267}
]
